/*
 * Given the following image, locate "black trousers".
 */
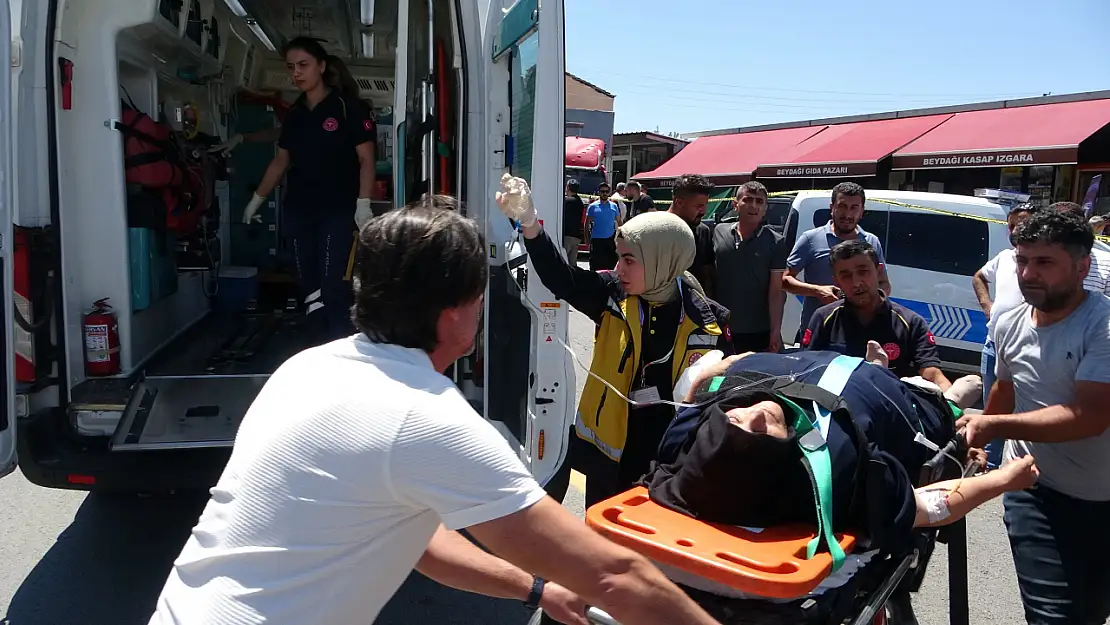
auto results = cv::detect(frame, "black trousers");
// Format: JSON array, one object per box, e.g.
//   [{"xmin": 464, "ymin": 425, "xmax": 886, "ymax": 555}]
[
  {"xmin": 727, "ymin": 330, "xmax": 773, "ymax": 354},
  {"xmin": 588, "ymin": 237, "xmax": 617, "ymax": 273},
  {"xmin": 288, "ymin": 210, "xmax": 356, "ymax": 343}
]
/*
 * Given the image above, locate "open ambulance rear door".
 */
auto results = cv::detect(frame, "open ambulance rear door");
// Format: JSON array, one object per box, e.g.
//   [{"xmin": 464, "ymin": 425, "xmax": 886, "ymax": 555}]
[
  {"xmin": 0, "ymin": 0, "xmax": 19, "ymax": 478},
  {"xmin": 481, "ymin": 0, "xmax": 574, "ymax": 490}
]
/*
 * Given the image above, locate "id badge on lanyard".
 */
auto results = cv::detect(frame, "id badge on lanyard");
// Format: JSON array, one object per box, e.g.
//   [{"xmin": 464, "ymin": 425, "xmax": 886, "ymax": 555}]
[{"xmin": 631, "ymin": 280, "xmax": 684, "ymax": 404}]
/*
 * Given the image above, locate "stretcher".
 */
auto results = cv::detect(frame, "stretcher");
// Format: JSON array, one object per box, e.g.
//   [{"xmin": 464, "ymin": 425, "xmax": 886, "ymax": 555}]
[{"xmin": 581, "ymin": 437, "xmax": 978, "ymax": 625}]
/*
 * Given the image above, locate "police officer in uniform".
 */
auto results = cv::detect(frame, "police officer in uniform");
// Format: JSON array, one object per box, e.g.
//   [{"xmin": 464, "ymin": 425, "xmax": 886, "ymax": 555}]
[{"xmin": 242, "ymin": 38, "xmax": 377, "ymax": 341}]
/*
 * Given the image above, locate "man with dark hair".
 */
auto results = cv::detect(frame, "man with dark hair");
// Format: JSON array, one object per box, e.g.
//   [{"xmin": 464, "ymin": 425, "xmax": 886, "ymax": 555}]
[
  {"xmin": 150, "ymin": 197, "xmax": 720, "ymax": 625},
  {"xmin": 784, "ymin": 182, "xmax": 891, "ymax": 335},
  {"xmin": 803, "ymin": 239, "xmax": 953, "ymax": 391},
  {"xmin": 706, "ymin": 181, "xmax": 788, "ymax": 353},
  {"xmin": 624, "ymin": 181, "xmax": 656, "ymax": 218},
  {"xmin": 562, "ymin": 179, "xmax": 585, "ymax": 263},
  {"xmin": 667, "ymin": 173, "xmax": 714, "ymax": 285},
  {"xmin": 585, "ymin": 182, "xmax": 623, "ymax": 271},
  {"xmin": 1049, "ymin": 201, "xmax": 1110, "ymax": 296},
  {"xmin": 958, "ymin": 210, "xmax": 1110, "ymax": 625},
  {"xmin": 972, "ymin": 203, "xmax": 1038, "ymax": 468}
]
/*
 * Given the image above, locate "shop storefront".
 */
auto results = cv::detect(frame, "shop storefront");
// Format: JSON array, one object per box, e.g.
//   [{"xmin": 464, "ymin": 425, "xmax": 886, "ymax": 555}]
[
  {"xmin": 753, "ymin": 114, "xmax": 951, "ymax": 193},
  {"xmin": 891, "ymin": 99, "xmax": 1110, "ymax": 207},
  {"xmin": 636, "ymin": 92, "xmax": 1110, "ymax": 211}
]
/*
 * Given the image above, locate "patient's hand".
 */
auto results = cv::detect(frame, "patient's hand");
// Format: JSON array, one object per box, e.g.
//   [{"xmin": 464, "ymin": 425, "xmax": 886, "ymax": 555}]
[
  {"xmin": 998, "ymin": 455, "xmax": 1039, "ymax": 491},
  {"xmin": 966, "ymin": 448, "xmax": 988, "ymax": 472}
]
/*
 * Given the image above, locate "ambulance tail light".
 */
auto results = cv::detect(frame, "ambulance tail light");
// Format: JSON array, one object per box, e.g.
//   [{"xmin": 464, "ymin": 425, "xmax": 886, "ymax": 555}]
[{"xmin": 13, "ymin": 229, "xmax": 34, "ymax": 383}]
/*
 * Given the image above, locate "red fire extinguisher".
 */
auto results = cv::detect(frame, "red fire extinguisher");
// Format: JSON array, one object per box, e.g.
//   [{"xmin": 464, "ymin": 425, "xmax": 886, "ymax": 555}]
[{"xmin": 83, "ymin": 298, "xmax": 121, "ymax": 377}]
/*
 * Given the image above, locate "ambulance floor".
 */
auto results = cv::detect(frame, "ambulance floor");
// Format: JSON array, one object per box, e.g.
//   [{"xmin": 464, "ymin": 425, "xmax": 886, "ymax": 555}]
[{"xmin": 145, "ymin": 310, "xmax": 315, "ymax": 377}]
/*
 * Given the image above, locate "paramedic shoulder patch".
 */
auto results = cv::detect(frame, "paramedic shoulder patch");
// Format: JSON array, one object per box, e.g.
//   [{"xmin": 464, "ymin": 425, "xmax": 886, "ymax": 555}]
[{"xmin": 802, "ymin": 328, "xmax": 813, "ymax": 346}]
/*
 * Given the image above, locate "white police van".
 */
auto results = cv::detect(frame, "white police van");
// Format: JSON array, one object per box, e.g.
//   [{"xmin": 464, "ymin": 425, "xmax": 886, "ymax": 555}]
[
  {"xmin": 781, "ymin": 190, "xmax": 1019, "ymax": 374},
  {"xmin": 0, "ymin": 0, "xmax": 575, "ymax": 495}
]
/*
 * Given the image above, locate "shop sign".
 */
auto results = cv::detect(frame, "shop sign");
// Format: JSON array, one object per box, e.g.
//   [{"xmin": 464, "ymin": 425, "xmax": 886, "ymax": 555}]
[
  {"xmin": 892, "ymin": 147, "xmax": 1078, "ymax": 170},
  {"xmin": 755, "ymin": 162, "xmax": 877, "ymax": 178}
]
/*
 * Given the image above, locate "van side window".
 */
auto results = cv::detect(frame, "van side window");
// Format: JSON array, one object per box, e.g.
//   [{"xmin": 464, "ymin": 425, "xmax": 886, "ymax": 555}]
[
  {"xmin": 885, "ymin": 211, "xmax": 988, "ymax": 276},
  {"xmin": 812, "ymin": 208, "xmax": 889, "ymax": 247}
]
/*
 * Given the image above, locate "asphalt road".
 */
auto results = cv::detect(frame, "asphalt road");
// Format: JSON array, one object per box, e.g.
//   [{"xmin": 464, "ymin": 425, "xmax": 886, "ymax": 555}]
[{"xmin": 0, "ymin": 305, "xmax": 1024, "ymax": 625}]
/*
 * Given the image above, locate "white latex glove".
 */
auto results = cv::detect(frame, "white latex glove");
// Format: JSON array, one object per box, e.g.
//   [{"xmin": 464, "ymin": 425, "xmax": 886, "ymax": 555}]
[
  {"xmin": 495, "ymin": 173, "xmax": 537, "ymax": 227},
  {"xmin": 242, "ymin": 193, "xmax": 266, "ymax": 224},
  {"xmin": 355, "ymin": 198, "xmax": 373, "ymax": 230},
  {"xmin": 209, "ymin": 133, "xmax": 244, "ymax": 156}
]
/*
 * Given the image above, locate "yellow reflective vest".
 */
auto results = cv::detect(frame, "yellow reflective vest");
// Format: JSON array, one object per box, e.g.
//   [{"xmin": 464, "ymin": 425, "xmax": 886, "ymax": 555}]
[{"xmin": 576, "ymin": 287, "xmax": 730, "ymax": 462}]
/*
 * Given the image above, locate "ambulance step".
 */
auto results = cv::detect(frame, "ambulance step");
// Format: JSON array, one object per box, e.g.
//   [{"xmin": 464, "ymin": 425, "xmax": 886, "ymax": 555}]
[{"xmin": 110, "ymin": 376, "xmax": 265, "ymax": 451}]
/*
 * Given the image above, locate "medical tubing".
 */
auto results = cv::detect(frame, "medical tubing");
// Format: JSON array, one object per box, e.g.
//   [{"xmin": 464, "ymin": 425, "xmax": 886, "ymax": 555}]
[{"xmin": 506, "ymin": 228, "xmax": 827, "ymax": 409}]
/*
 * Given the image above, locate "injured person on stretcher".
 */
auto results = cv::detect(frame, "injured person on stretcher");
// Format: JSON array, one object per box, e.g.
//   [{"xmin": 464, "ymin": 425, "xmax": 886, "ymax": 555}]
[{"xmin": 586, "ymin": 349, "xmax": 1038, "ymax": 614}]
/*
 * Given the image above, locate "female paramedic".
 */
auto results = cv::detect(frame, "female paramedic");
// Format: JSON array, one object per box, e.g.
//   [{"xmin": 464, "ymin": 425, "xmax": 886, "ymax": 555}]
[
  {"xmin": 240, "ymin": 38, "xmax": 376, "ymax": 341},
  {"xmin": 495, "ymin": 175, "xmax": 733, "ymax": 508}
]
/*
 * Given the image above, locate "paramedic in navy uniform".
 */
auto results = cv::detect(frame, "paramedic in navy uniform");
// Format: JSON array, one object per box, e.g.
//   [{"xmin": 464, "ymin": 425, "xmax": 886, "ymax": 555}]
[
  {"xmin": 241, "ymin": 37, "xmax": 376, "ymax": 340},
  {"xmin": 803, "ymin": 239, "xmax": 955, "ymax": 392}
]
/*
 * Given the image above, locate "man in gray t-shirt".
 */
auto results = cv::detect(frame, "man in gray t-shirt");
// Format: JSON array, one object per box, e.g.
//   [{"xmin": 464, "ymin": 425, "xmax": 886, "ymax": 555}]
[{"xmin": 957, "ymin": 210, "xmax": 1110, "ymax": 624}]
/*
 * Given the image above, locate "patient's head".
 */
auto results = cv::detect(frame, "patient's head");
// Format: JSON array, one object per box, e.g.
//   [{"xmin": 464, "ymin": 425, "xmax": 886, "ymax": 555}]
[{"xmin": 724, "ymin": 400, "xmax": 790, "ymax": 439}]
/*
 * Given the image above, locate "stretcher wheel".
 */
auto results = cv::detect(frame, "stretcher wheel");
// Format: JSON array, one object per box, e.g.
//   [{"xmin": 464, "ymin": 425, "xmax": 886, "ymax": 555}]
[{"xmin": 585, "ymin": 487, "xmax": 858, "ymax": 600}]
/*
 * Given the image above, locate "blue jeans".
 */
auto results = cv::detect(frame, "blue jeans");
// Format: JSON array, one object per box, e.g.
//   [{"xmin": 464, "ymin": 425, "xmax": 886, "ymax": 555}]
[
  {"xmin": 1004, "ymin": 486, "xmax": 1110, "ymax": 624},
  {"xmin": 981, "ymin": 339, "xmax": 1004, "ymax": 469}
]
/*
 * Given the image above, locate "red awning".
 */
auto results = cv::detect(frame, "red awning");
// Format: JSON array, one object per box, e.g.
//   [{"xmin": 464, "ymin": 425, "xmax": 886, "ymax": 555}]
[
  {"xmin": 565, "ymin": 137, "xmax": 606, "ymax": 169},
  {"xmin": 755, "ymin": 115, "xmax": 952, "ymax": 178},
  {"xmin": 634, "ymin": 126, "xmax": 824, "ymax": 184},
  {"xmin": 892, "ymin": 99, "xmax": 1110, "ymax": 170}
]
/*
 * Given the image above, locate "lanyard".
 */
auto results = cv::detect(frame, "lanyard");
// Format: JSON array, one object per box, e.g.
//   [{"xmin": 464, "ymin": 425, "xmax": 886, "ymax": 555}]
[{"xmin": 637, "ymin": 279, "xmax": 685, "ymax": 382}]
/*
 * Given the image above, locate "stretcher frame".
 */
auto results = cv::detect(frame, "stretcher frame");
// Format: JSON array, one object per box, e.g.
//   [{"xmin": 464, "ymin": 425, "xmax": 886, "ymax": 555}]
[{"xmin": 582, "ymin": 436, "xmax": 977, "ymax": 625}]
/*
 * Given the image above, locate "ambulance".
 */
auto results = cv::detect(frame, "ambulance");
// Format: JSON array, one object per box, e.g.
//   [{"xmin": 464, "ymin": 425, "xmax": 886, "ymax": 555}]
[{"xmin": 0, "ymin": 0, "xmax": 575, "ymax": 495}]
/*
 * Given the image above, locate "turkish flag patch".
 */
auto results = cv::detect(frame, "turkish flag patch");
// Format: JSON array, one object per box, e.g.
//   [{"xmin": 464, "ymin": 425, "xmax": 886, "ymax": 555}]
[
  {"xmin": 363, "ymin": 119, "xmax": 373, "ymax": 131},
  {"xmin": 725, "ymin": 326, "xmax": 732, "ymax": 343},
  {"xmin": 927, "ymin": 332, "xmax": 936, "ymax": 345},
  {"xmin": 802, "ymin": 329, "xmax": 812, "ymax": 346}
]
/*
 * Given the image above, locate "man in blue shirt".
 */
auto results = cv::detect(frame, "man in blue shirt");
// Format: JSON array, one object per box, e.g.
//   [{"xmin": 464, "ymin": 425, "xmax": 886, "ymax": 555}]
[
  {"xmin": 784, "ymin": 182, "xmax": 892, "ymax": 337},
  {"xmin": 585, "ymin": 182, "xmax": 623, "ymax": 271}
]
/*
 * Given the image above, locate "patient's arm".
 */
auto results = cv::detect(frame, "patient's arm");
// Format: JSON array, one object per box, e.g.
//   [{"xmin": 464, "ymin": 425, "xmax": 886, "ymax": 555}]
[{"xmin": 912, "ymin": 455, "xmax": 1038, "ymax": 528}]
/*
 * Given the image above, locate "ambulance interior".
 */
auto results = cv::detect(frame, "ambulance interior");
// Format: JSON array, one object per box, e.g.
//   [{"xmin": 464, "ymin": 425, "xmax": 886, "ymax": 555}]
[{"xmin": 46, "ymin": 0, "xmax": 531, "ymax": 455}]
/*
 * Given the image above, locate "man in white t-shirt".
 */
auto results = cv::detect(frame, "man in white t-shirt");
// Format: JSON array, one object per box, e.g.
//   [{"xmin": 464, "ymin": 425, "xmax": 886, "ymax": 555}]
[
  {"xmin": 972, "ymin": 203, "xmax": 1035, "ymax": 468},
  {"xmin": 1051, "ymin": 201, "xmax": 1110, "ymax": 296},
  {"xmin": 148, "ymin": 197, "xmax": 718, "ymax": 625}
]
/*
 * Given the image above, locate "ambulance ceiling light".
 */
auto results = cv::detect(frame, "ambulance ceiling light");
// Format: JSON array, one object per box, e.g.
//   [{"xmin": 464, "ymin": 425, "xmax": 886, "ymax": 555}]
[
  {"xmin": 245, "ymin": 19, "xmax": 276, "ymax": 52},
  {"xmin": 361, "ymin": 0, "xmax": 376, "ymax": 27},
  {"xmin": 221, "ymin": 0, "xmax": 248, "ymax": 18},
  {"xmin": 361, "ymin": 32, "xmax": 375, "ymax": 58}
]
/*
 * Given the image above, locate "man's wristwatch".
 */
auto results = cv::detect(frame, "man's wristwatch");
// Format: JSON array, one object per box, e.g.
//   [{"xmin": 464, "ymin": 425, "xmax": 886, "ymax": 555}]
[{"xmin": 523, "ymin": 576, "xmax": 546, "ymax": 610}]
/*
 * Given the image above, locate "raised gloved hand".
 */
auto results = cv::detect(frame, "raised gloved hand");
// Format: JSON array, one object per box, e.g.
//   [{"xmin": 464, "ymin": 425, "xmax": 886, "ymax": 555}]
[
  {"xmin": 209, "ymin": 134, "xmax": 244, "ymax": 156},
  {"xmin": 355, "ymin": 198, "xmax": 373, "ymax": 230},
  {"xmin": 242, "ymin": 193, "xmax": 266, "ymax": 224},
  {"xmin": 495, "ymin": 173, "xmax": 537, "ymax": 227}
]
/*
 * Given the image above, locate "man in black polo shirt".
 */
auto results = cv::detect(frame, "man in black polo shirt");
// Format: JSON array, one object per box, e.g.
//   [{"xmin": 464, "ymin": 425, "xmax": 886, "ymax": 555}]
[
  {"xmin": 624, "ymin": 181, "xmax": 656, "ymax": 218},
  {"xmin": 562, "ymin": 179, "xmax": 585, "ymax": 263},
  {"xmin": 706, "ymin": 181, "xmax": 788, "ymax": 353},
  {"xmin": 803, "ymin": 239, "xmax": 953, "ymax": 391},
  {"xmin": 666, "ymin": 174, "xmax": 714, "ymax": 287}
]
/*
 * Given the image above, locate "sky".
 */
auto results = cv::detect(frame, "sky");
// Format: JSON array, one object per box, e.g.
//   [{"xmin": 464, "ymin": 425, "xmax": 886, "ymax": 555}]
[{"xmin": 564, "ymin": 0, "xmax": 1110, "ymax": 136}]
